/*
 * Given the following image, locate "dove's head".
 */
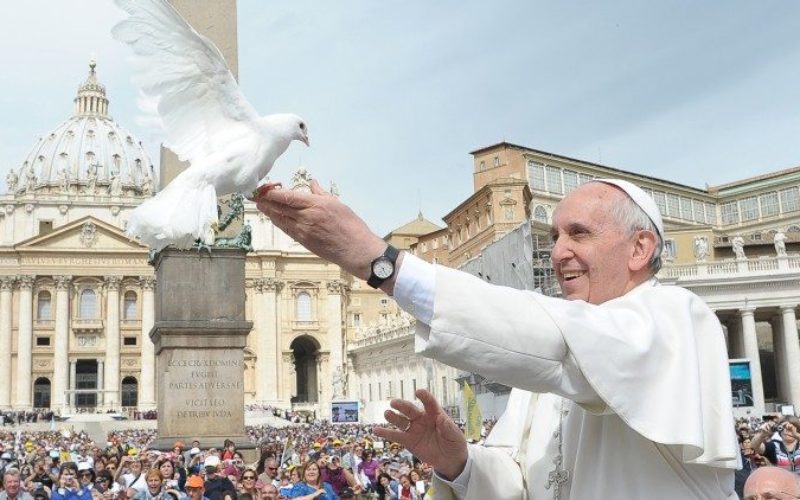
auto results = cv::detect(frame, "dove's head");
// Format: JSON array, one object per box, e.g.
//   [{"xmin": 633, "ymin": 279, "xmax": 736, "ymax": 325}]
[{"xmin": 266, "ymin": 113, "xmax": 310, "ymax": 146}]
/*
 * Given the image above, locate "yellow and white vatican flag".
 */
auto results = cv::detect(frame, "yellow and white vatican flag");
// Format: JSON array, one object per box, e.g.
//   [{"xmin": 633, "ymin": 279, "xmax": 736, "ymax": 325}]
[{"xmin": 463, "ymin": 383, "xmax": 482, "ymax": 443}]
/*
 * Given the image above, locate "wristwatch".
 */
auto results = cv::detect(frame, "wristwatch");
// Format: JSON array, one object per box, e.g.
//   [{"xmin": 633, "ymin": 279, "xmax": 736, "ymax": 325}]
[{"xmin": 367, "ymin": 245, "xmax": 399, "ymax": 289}]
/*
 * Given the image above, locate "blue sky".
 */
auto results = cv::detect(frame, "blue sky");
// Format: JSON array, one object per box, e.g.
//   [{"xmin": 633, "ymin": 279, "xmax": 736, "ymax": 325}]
[{"xmin": 1, "ymin": 1, "xmax": 799, "ymax": 236}]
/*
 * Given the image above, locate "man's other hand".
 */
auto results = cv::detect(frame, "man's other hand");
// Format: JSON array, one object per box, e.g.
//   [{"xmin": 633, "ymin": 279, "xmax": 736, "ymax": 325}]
[{"xmin": 375, "ymin": 389, "xmax": 468, "ymax": 481}]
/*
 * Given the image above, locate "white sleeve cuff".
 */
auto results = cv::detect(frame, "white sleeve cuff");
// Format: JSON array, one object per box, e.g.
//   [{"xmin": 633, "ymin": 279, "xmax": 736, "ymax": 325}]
[
  {"xmin": 393, "ymin": 252, "xmax": 435, "ymax": 325},
  {"xmin": 432, "ymin": 452, "xmax": 473, "ymax": 500}
]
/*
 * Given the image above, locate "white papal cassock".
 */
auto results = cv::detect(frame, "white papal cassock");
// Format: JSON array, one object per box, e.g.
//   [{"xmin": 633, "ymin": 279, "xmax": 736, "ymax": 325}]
[{"xmin": 393, "ymin": 254, "xmax": 739, "ymax": 500}]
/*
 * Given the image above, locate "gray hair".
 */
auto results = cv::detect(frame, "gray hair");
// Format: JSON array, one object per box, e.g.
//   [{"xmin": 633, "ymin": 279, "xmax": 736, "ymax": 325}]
[
  {"xmin": 4, "ymin": 467, "xmax": 20, "ymax": 480},
  {"xmin": 607, "ymin": 193, "xmax": 663, "ymax": 275}
]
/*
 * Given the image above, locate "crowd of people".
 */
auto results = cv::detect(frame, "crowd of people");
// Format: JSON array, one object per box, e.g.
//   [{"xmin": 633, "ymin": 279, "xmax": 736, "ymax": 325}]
[
  {"xmin": 0, "ymin": 413, "xmax": 796, "ymax": 500},
  {"xmin": 1, "ymin": 411, "xmax": 57, "ymax": 426}
]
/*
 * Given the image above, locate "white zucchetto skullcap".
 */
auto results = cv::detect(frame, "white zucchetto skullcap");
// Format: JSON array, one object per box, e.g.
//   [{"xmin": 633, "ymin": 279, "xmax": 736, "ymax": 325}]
[{"xmin": 592, "ymin": 179, "xmax": 664, "ymax": 240}]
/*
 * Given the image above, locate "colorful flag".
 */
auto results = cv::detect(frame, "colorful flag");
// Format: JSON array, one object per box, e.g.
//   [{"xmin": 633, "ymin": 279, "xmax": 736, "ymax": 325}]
[{"xmin": 463, "ymin": 382, "xmax": 482, "ymax": 442}]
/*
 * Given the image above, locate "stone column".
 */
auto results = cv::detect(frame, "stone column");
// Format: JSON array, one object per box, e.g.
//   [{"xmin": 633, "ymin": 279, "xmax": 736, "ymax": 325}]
[
  {"xmin": 52, "ymin": 275, "xmax": 72, "ymax": 410},
  {"xmin": 326, "ymin": 281, "xmax": 345, "ymax": 399},
  {"xmin": 14, "ymin": 276, "xmax": 35, "ymax": 409},
  {"xmin": 0, "ymin": 276, "xmax": 14, "ymax": 409},
  {"xmin": 69, "ymin": 359, "xmax": 77, "ymax": 409},
  {"xmin": 139, "ymin": 277, "xmax": 156, "ymax": 410},
  {"xmin": 261, "ymin": 278, "xmax": 281, "ymax": 402},
  {"xmin": 780, "ymin": 305, "xmax": 800, "ymax": 408},
  {"xmin": 771, "ymin": 316, "xmax": 787, "ymax": 403},
  {"xmin": 282, "ymin": 352, "xmax": 296, "ymax": 401},
  {"xmin": 740, "ymin": 308, "xmax": 765, "ymax": 412},
  {"xmin": 97, "ymin": 360, "xmax": 105, "ymax": 408},
  {"xmin": 104, "ymin": 276, "xmax": 122, "ymax": 407}
]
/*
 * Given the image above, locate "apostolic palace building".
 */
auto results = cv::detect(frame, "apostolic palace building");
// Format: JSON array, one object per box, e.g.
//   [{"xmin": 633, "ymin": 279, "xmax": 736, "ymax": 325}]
[{"xmin": 1, "ymin": 62, "xmax": 799, "ymax": 421}]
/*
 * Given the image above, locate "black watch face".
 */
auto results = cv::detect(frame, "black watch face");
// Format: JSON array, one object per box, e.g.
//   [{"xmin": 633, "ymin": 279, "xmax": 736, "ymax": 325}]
[{"xmin": 372, "ymin": 257, "xmax": 394, "ymax": 280}]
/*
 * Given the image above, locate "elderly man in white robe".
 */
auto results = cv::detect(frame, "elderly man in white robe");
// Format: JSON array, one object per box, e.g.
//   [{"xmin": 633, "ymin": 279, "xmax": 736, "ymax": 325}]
[{"xmin": 256, "ymin": 178, "xmax": 739, "ymax": 499}]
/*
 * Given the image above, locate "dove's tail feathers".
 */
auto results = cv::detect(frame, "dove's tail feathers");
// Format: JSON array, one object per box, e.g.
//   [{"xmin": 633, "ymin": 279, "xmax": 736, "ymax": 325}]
[{"xmin": 126, "ymin": 181, "xmax": 218, "ymax": 252}]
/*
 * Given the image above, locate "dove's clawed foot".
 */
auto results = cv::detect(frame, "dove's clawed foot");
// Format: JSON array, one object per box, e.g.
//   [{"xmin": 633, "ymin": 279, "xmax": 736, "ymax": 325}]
[{"xmin": 248, "ymin": 182, "xmax": 283, "ymax": 201}]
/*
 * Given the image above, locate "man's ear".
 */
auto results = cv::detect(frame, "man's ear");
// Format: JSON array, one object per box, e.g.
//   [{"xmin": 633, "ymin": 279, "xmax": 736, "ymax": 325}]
[{"xmin": 629, "ymin": 230, "xmax": 658, "ymax": 273}]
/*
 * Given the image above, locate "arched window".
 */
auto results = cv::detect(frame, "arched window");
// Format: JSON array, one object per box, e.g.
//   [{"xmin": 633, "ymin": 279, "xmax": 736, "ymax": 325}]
[
  {"xmin": 123, "ymin": 291, "xmax": 137, "ymax": 320},
  {"xmin": 296, "ymin": 292, "xmax": 312, "ymax": 322},
  {"xmin": 37, "ymin": 291, "xmax": 52, "ymax": 320},
  {"xmin": 121, "ymin": 377, "xmax": 138, "ymax": 408},
  {"xmin": 33, "ymin": 378, "xmax": 51, "ymax": 408},
  {"xmin": 79, "ymin": 289, "xmax": 97, "ymax": 318},
  {"xmin": 533, "ymin": 205, "xmax": 548, "ymax": 224},
  {"xmin": 788, "ymin": 225, "xmax": 800, "ymax": 234}
]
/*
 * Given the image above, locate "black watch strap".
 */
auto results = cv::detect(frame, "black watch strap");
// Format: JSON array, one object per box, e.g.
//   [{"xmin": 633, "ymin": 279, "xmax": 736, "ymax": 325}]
[{"xmin": 367, "ymin": 245, "xmax": 399, "ymax": 289}]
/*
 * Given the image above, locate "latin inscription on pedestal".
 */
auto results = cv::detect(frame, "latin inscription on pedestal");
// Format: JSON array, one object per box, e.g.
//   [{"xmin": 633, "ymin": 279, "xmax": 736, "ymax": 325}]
[{"xmin": 162, "ymin": 350, "xmax": 243, "ymax": 431}]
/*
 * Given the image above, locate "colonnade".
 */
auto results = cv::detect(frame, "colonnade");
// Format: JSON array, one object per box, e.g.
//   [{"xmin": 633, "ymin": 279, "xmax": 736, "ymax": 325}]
[
  {"xmin": 0, "ymin": 274, "xmax": 156, "ymax": 412},
  {"xmin": 720, "ymin": 304, "xmax": 800, "ymax": 414}
]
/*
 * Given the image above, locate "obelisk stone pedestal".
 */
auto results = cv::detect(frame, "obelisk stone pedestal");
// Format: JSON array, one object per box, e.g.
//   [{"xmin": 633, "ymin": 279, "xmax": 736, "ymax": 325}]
[{"xmin": 149, "ymin": 248, "xmax": 254, "ymax": 456}]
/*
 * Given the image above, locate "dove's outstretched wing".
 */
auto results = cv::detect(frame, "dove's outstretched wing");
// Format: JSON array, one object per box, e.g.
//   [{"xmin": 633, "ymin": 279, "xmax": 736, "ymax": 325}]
[{"xmin": 112, "ymin": 0, "xmax": 260, "ymax": 165}]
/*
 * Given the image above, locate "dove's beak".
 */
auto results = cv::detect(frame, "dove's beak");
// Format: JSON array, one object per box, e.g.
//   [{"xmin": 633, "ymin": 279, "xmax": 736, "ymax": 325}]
[{"xmin": 302, "ymin": 136, "xmax": 310, "ymax": 147}]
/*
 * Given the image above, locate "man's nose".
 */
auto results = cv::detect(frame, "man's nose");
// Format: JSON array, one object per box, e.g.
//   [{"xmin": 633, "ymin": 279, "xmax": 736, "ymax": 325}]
[{"xmin": 550, "ymin": 237, "xmax": 572, "ymax": 266}]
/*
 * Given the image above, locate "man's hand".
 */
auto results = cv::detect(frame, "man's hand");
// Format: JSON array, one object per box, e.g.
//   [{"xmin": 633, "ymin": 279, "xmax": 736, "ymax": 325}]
[
  {"xmin": 255, "ymin": 180, "xmax": 388, "ymax": 283},
  {"xmin": 374, "ymin": 389, "xmax": 468, "ymax": 481}
]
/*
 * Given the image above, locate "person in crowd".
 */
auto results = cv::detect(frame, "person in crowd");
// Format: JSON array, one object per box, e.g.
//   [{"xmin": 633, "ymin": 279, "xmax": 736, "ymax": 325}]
[
  {"xmin": 132, "ymin": 469, "xmax": 170, "ymax": 500},
  {"xmin": 156, "ymin": 458, "xmax": 184, "ymax": 493},
  {"xmin": 394, "ymin": 475, "xmax": 419, "ymax": 500},
  {"xmin": 1, "ymin": 469, "xmax": 34, "ymax": 500},
  {"xmin": 120, "ymin": 455, "xmax": 148, "ymax": 497},
  {"xmin": 74, "ymin": 463, "xmax": 96, "ymax": 499},
  {"xmin": 258, "ymin": 483, "xmax": 279, "ymax": 500},
  {"xmin": 282, "ymin": 462, "xmax": 335, "ymax": 500},
  {"xmin": 374, "ymin": 473, "xmax": 396, "ymax": 500},
  {"xmin": 52, "ymin": 463, "xmax": 92, "ymax": 500},
  {"xmin": 278, "ymin": 467, "xmax": 301, "ymax": 498},
  {"xmin": 236, "ymin": 470, "xmax": 258, "ymax": 497},
  {"xmin": 219, "ymin": 442, "xmax": 235, "ymax": 463},
  {"xmin": 93, "ymin": 470, "xmax": 120, "ymax": 498},
  {"xmin": 320, "ymin": 457, "xmax": 359, "ymax": 497},
  {"xmin": 743, "ymin": 465, "xmax": 800, "ymax": 500},
  {"xmin": 199, "ymin": 457, "xmax": 233, "ymax": 500},
  {"xmin": 255, "ymin": 458, "xmax": 278, "ymax": 489},
  {"xmin": 751, "ymin": 417, "xmax": 800, "ymax": 473},
  {"xmin": 183, "ymin": 476, "xmax": 206, "ymax": 500},
  {"xmin": 356, "ymin": 450, "xmax": 378, "ymax": 491},
  {"xmin": 26, "ymin": 459, "xmax": 54, "ymax": 492}
]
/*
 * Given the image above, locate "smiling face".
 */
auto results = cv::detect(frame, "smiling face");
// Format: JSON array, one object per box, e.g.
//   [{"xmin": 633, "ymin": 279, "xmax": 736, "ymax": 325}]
[
  {"xmin": 551, "ymin": 183, "xmax": 655, "ymax": 305},
  {"xmin": 303, "ymin": 463, "xmax": 320, "ymax": 484}
]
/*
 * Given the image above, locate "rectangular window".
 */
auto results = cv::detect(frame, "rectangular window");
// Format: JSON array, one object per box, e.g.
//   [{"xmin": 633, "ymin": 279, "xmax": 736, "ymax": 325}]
[
  {"xmin": 388, "ymin": 381, "xmax": 393, "ymax": 398},
  {"xmin": 760, "ymin": 192, "xmax": 779, "ymax": 217},
  {"xmin": 663, "ymin": 239, "xmax": 677, "ymax": 259},
  {"xmin": 692, "ymin": 200, "xmax": 705, "ymax": 223},
  {"xmin": 705, "ymin": 202, "xmax": 717, "ymax": 224},
  {"xmin": 720, "ymin": 201, "xmax": 739, "ymax": 225},
  {"xmin": 123, "ymin": 337, "xmax": 137, "ymax": 346},
  {"xmin": 352, "ymin": 313, "xmax": 361, "ymax": 327},
  {"xmin": 378, "ymin": 383, "xmax": 382, "ymax": 400},
  {"xmin": 563, "ymin": 170, "xmax": 579, "ymax": 194},
  {"xmin": 653, "ymin": 191, "xmax": 667, "ymax": 215},
  {"xmin": 36, "ymin": 336, "xmax": 50, "ymax": 347},
  {"xmin": 578, "ymin": 173, "xmax": 594, "ymax": 185},
  {"xmin": 369, "ymin": 384, "xmax": 372, "ymax": 401},
  {"xmin": 666, "ymin": 194, "xmax": 680, "ymax": 218},
  {"xmin": 780, "ymin": 187, "xmax": 800, "ymax": 213},
  {"xmin": 680, "ymin": 197, "xmax": 693, "ymax": 220},
  {"xmin": 38, "ymin": 220, "xmax": 54, "ymax": 235},
  {"xmin": 441, "ymin": 376, "xmax": 448, "ymax": 403},
  {"xmin": 739, "ymin": 197, "xmax": 759, "ymax": 222},
  {"xmin": 545, "ymin": 166, "xmax": 563, "ymax": 194},
  {"xmin": 528, "ymin": 162, "xmax": 546, "ymax": 191},
  {"xmin": 412, "ymin": 379, "xmax": 417, "ymax": 394},
  {"xmin": 400, "ymin": 380, "xmax": 404, "ymax": 400}
]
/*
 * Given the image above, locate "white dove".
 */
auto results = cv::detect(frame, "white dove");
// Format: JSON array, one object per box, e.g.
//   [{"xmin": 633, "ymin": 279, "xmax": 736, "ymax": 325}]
[{"xmin": 112, "ymin": 0, "xmax": 309, "ymax": 251}]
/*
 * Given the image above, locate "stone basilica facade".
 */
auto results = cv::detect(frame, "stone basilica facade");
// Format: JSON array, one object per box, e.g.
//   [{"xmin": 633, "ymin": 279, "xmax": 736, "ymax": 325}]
[{"xmin": 0, "ymin": 62, "xmax": 462, "ymax": 420}]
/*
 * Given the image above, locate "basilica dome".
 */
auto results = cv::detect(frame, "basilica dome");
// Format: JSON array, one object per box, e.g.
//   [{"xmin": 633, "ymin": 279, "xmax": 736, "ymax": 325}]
[{"xmin": 8, "ymin": 61, "xmax": 155, "ymax": 197}]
